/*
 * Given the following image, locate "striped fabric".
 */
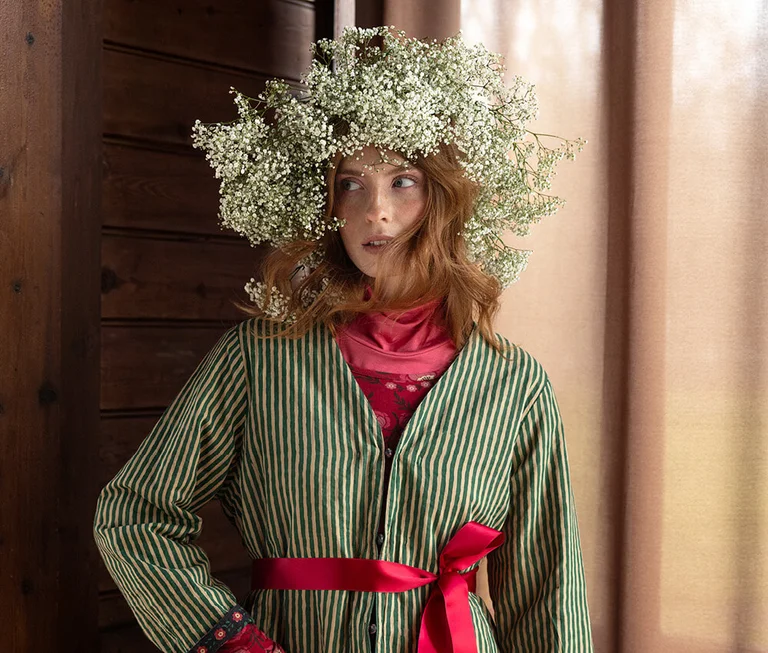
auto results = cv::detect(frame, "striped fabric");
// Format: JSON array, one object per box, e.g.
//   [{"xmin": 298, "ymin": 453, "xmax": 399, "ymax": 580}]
[{"xmin": 93, "ymin": 317, "xmax": 593, "ymax": 652}]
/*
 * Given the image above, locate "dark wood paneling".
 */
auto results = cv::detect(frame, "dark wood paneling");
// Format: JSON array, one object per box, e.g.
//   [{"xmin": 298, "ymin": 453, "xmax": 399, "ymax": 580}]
[
  {"xmin": 98, "ymin": 415, "xmax": 162, "ymax": 490},
  {"xmin": 102, "ymin": 142, "xmax": 221, "ymax": 234},
  {"xmin": 104, "ymin": 0, "xmax": 314, "ymax": 81},
  {"xmin": 1, "ymin": 0, "xmax": 102, "ymax": 649},
  {"xmin": 104, "ymin": 47, "xmax": 272, "ymax": 146},
  {"xmin": 100, "ymin": 623, "xmax": 158, "ymax": 653},
  {"xmin": 101, "ymin": 325, "xmax": 238, "ymax": 409},
  {"xmin": 101, "ymin": 233, "xmax": 263, "ymax": 321}
]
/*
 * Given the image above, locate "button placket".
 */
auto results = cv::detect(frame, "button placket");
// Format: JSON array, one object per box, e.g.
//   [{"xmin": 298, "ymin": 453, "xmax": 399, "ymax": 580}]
[
  {"xmin": 377, "ymin": 441, "xmax": 395, "ymax": 555},
  {"xmin": 371, "ymin": 434, "xmax": 403, "ymax": 648},
  {"xmin": 370, "ymin": 442, "xmax": 392, "ymax": 651}
]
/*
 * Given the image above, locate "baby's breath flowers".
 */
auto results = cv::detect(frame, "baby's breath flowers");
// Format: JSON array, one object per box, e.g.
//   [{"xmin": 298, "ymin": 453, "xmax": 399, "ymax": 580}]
[
  {"xmin": 244, "ymin": 268, "xmax": 345, "ymax": 324},
  {"xmin": 244, "ymin": 280, "xmax": 296, "ymax": 323},
  {"xmin": 192, "ymin": 25, "xmax": 585, "ymax": 314}
]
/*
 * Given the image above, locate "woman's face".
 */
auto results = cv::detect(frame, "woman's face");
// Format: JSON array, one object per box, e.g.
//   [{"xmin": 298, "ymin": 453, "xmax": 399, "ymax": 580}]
[{"xmin": 335, "ymin": 146, "xmax": 428, "ymax": 282}]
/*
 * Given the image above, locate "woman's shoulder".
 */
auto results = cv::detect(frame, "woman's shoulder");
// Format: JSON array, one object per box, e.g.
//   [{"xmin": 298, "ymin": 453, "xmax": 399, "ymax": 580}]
[
  {"xmin": 488, "ymin": 329, "xmax": 553, "ymax": 399},
  {"xmin": 232, "ymin": 316, "xmax": 288, "ymax": 340},
  {"xmin": 236, "ymin": 315, "xmax": 269, "ymax": 333},
  {"xmin": 209, "ymin": 318, "xmax": 260, "ymax": 350}
]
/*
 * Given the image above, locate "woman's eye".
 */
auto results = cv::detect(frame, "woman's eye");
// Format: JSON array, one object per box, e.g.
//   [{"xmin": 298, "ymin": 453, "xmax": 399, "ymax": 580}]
[
  {"xmin": 339, "ymin": 178, "xmax": 361, "ymax": 191},
  {"xmin": 393, "ymin": 177, "xmax": 417, "ymax": 188}
]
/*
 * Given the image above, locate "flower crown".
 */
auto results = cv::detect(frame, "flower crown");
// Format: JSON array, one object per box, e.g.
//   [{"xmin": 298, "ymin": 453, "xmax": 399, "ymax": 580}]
[{"xmin": 191, "ymin": 25, "xmax": 585, "ymax": 317}]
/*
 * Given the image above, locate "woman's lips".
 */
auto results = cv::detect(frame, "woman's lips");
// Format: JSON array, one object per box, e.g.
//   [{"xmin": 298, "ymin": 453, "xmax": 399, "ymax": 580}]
[
  {"xmin": 362, "ymin": 242, "xmax": 390, "ymax": 253},
  {"xmin": 362, "ymin": 235, "xmax": 394, "ymax": 253}
]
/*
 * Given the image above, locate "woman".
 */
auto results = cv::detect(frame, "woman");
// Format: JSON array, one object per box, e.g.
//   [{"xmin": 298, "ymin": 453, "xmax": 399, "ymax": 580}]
[{"xmin": 93, "ymin": 26, "xmax": 592, "ymax": 653}]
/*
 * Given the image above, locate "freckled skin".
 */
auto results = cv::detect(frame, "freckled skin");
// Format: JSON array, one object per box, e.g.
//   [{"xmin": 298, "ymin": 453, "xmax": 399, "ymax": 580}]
[{"xmin": 335, "ymin": 146, "xmax": 427, "ymax": 292}]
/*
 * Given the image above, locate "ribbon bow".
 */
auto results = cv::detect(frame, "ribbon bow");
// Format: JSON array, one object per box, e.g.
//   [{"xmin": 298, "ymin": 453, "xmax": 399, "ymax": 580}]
[{"xmin": 250, "ymin": 521, "xmax": 505, "ymax": 653}]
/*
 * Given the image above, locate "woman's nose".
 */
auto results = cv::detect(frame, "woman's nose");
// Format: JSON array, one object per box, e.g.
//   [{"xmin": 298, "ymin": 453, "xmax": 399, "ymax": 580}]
[{"xmin": 366, "ymin": 185, "xmax": 391, "ymax": 223}]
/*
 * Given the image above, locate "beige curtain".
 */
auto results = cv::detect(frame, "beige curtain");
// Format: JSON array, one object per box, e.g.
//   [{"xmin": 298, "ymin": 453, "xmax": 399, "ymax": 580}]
[{"xmin": 368, "ymin": 0, "xmax": 768, "ymax": 650}]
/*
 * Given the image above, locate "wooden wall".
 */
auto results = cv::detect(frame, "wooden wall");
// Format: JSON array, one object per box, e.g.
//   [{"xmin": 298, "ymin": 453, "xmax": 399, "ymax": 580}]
[
  {"xmin": 1, "ymin": 0, "xmax": 103, "ymax": 650},
  {"xmin": 98, "ymin": 1, "xmax": 318, "ymax": 649}
]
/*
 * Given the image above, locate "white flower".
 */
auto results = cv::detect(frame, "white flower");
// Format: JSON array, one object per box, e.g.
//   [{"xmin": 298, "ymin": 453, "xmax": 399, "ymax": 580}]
[
  {"xmin": 244, "ymin": 279, "xmax": 296, "ymax": 323},
  {"xmin": 192, "ymin": 26, "xmax": 586, "ymax": 305}
]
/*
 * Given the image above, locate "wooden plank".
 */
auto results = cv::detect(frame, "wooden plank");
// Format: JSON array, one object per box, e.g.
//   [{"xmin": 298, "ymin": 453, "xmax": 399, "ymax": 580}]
[
  {"xmin": 98, "ymin": 415, "xmax": 164, "ymax": 490},
  {"xmin": 0, "ymin": 0, "xmax": 102, "ymax": 650},
  {"xmin": 102, "ymin": 142, "xmax": 222, "ymax": 235},
  {"xmin": 101, "ymin": 233, "xmax": 264, "ymax": 321},
  {"xmin": 103, "ymin": 47, "xmax": 272, "ymax": 146},
  {"xmin": 100, "ymin": 623, "xmax": 158, "ymax": 653},
  {"xmin": 104, "ymin": 0, "xmax": 314, "ymax": 82},
  {"xmin": 101, "ymin": 325, "xmax": 245, "ymax": 410}
]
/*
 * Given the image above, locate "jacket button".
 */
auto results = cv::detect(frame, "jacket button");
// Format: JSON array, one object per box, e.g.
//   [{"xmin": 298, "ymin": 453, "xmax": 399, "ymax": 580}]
[
  {"xmin": 384, "ymin": 447, "xmax": 393, "ymax": 458},
  {"xmin": 376, "ymin": 532, "xmax": 385, "ymax": 546},
  {"xmin": 369, "ymin": 622, "xmax": 378, "ymax": 635}
]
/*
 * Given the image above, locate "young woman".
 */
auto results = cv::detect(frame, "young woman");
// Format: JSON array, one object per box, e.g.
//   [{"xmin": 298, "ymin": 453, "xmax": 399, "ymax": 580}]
[{"xmin": 93, "ymin": 26, "xmax": 592, "ymax": 653}]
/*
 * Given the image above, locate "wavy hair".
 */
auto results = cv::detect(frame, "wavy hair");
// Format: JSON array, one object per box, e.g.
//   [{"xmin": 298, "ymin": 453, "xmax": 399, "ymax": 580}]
[{"xmin": 233, "ymin": 142, "xmax": 514, "ymax": 357}]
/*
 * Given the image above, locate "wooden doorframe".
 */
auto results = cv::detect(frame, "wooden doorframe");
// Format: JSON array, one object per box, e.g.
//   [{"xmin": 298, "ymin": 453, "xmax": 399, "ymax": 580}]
[{"xmin": 0, "ymin": 0, "xmax": 103, "ymax": 650}]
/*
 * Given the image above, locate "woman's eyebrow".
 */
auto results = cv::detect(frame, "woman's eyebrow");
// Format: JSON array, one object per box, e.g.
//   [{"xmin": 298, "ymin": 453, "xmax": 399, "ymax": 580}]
[{"xmin": 337, "ymin": 165, "xmax": 418, "ymax": 176}]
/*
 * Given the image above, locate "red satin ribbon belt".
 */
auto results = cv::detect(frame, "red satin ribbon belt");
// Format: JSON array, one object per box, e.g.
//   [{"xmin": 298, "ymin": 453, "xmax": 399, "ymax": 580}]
[{"xmin": 249, "ymin": 521, "xmax": 505, "ymax": 653}]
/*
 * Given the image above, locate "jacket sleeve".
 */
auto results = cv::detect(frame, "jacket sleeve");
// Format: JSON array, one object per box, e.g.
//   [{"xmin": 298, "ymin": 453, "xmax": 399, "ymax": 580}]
[
  {"xmin": 487, "ymin": 374, "xmax": 594, "ymax": 652},
  {"xmin": 93, "ymin": 324, "xmax": 264, "ymax": 652}
]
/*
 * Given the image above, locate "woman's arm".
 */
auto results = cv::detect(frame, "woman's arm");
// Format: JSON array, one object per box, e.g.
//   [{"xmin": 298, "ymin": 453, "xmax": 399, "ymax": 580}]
[
  {"xmin": 93, "ymin": 324, "xmax": 281, "ymax": 653},
  {"xmin": 487, "ymin": 373, "xmax": 594, "ymax": 652}
]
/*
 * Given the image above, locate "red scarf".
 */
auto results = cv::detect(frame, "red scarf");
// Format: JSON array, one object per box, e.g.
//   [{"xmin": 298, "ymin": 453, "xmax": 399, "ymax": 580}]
[{"xmin": 334, "ymin": 287, "xmax": 458, "ymax": 374}]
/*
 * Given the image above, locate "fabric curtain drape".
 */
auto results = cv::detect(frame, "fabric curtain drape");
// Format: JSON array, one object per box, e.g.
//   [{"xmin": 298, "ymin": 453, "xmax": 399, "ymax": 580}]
[{"xmin": 359, "ymin": 0, "xmax": 768, "ymax": 651}]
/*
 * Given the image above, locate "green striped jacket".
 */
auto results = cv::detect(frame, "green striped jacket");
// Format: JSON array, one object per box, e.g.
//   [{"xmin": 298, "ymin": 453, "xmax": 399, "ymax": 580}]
[{"xmin": 93, "ymin": 317, "xmax": 593, "ymax": 652}]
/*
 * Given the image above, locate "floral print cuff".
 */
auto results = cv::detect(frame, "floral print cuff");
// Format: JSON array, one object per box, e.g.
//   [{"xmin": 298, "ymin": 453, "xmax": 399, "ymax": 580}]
[{"xmin": 188, "ymin": 604, "xmax": 253, "ymax": 653}]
